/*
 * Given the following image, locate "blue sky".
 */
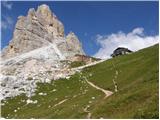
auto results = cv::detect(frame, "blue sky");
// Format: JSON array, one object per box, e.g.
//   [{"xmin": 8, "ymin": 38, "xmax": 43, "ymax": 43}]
[{"xmin": 1, "ymin": 1, "xmax": 159, "ymax": 57}]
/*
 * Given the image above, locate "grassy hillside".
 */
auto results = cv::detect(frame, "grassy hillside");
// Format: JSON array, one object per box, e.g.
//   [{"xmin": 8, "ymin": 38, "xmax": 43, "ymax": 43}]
[{"xmin": 1, "ymin": 44, "xmax": 159, "ymax": 119}]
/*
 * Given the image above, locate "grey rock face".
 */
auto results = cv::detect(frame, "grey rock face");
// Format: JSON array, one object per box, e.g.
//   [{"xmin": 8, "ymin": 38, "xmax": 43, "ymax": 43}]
[
  {"xmin": 1, "ymin": 4, "xmax": 84, "ymax": 59},
  {"xmin": 66, "ymin": 32, "xmax": 85, "ymax": 56},
  {"xmin": 0, "ymin": 4, "xmax": 86, "ymax": 100}
]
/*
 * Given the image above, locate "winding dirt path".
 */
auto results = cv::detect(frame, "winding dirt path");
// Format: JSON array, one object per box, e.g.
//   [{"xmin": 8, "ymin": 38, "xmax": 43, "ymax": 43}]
[
  {"xmin": 54, "ymin": 99, "xmax": 68, "ymax": 107},
  {"xmin": 86, "ymin": 80, "xmax": 113, "ymax": 98}
]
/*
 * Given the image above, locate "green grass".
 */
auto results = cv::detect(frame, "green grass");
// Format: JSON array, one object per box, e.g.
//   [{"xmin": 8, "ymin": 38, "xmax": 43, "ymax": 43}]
[
  {"xmin": 1, "ymin": 44, "xmax": 159, "ymax": 118},
  {"xmin": 70, "ymin": 61, "xmax": 86, "ymax": 68}
]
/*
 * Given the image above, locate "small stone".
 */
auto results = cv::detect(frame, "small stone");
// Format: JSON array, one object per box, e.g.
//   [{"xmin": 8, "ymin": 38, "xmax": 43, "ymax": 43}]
[
  {"xmin": 45, "ymin": 78, "xmax": 50, "ymax": 83},
  {"xmin": 66, "ymin": 76, "xmax": 70, "ymax": 79},
  {"xmin": 38, "ymin": 92, "xmax": 47, "ymax": 96},
  {"xmin": 52, "ymin": 89, "xmax": 57, "ymax": 92},
  {"xmin": 91, "ymin": 97, "xmax": 95, "ymax": 99},
  {"xmin": 89, "ymin": 73, "xmax": 92, "ymax": 77},
  {"xmin": 88, "ymin": 101, "xmax": 92, "ymax": 104}
]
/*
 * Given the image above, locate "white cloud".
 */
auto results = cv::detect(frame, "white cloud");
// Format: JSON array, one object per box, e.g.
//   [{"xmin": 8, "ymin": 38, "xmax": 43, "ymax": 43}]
[
  {"xmin": 94, "ymin": 27, "xmax": 159, "ymax": 59},
  {"xmin": 2, "ymin": 1, "xmax": 13, "ymax": 10},
  {"xmin": 132, "ymin": 27, "xmax": 144, "ymax": 35},
  {"xmin": 1, "ymin": 16, "xmax": 14, "ymax": 30}
]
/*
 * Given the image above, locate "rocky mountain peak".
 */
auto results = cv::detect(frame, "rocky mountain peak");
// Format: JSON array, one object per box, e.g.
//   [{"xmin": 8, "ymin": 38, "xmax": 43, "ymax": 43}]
[
  {"xmin": 37, "ymin": 4, "xmax": 51, "ymax": 13},
  {"xmin": 27, "ymin": 4, "xmax": 55, "ymax": 20},
  {"xmin": 0, "ymin": 4, "xmax": 89, "ymax": 101},
  {"xmin": 66, "ymin": 31, "xmax": 77, "ymax": 40},
  {"xmin": 1, "ymin": 4, "xmax": 84, "ymax": 59},
  {"xmin": 66, "ymin": 32, "xmax": 85, "ymax": 55},
  {"xmin": 27, "ymin": 8, "xmax": 36, "ymax": 16},
  {"xmin": 36, "ymin": 4, "xmax": 56, "ymax": 21},
  {"xmin": 67, "ymin": 31, "xmax": 76, "ymax": 36}
]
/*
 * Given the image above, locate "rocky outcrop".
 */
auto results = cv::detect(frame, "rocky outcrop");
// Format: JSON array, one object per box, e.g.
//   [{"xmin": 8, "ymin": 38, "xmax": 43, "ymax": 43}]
[
  {"xmin": 0, "ymin": 4, "xmax": 86, "ymax": 100},
  {"xmin": 69, "ymin": 54, "xmax": 100, "ymax": 65},
  {"xmin": 66, "ymin": 32, "xmax": 85, "ymax": 56},
  {"xmin": 1, "ymin": 4, "xmax": 84, "ymax": 59}
]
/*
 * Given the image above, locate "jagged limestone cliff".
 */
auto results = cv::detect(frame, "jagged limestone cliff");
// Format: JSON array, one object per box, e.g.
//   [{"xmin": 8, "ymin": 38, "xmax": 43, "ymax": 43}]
[
  {"xmin": 1, "ymin": 4, "xmax": 84, "ymax": 59},
  {"xmin": 0, "ymin": 4, "xmax": 86, "ymax": 100}
]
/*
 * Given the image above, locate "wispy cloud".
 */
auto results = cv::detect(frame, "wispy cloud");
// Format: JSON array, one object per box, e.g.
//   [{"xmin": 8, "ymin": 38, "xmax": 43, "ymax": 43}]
[
  {"xmin": 94, "ymin": 27, "xmax": 159, "ymax": 59},
  {"xmin": 2, "ymin": 1, "xmax": 13, "ymax": 10},
  {"xmin": 1, "ymin": 15, "xmax": 14, "ymax": 30}
]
